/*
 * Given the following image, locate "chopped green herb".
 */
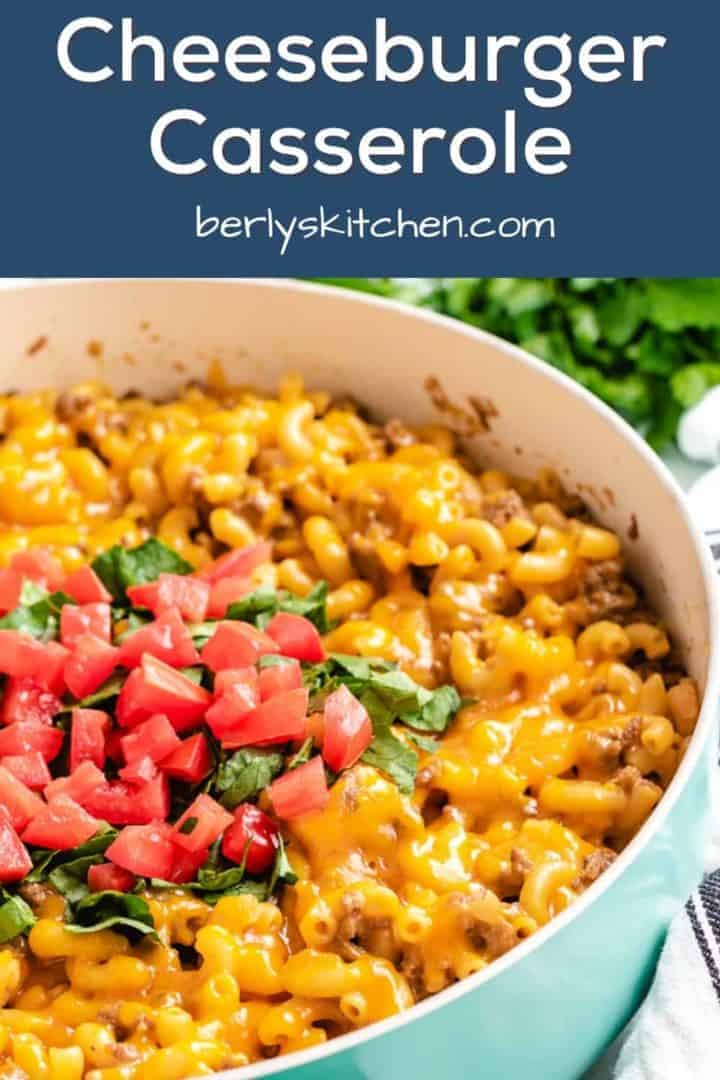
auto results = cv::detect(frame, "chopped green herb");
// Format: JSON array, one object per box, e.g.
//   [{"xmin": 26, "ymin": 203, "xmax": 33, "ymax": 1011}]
[
  {"xmin": 0, "ymin": 890, "xmax": 36, "ymax": 943},
  {"xmin": 179, "ymin": 817, "xmax": 198, "ymax": 835},
  {"xmin": 92, "ymin": 539, "xmax": 192, "ymax": 603},
  {"xmin": 215, "ymin": 749, "xmax": 284, "ymax": 809},
  {"xmin": 65, "ymin": 890, "xmax": 157, "ymax": 940}
]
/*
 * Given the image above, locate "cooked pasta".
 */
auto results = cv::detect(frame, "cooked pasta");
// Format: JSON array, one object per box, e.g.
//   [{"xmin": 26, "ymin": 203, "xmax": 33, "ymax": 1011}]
[{"xmin": 0, "ymin": 373, "xmax": 699, "ymax": 1077}]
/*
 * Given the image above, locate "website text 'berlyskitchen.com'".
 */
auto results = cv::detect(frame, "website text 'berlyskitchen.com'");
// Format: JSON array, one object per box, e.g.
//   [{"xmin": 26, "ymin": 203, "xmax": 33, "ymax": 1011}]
[{"xmin": 195, "ymin": 205, "xmax": 556, "ymax": 255}]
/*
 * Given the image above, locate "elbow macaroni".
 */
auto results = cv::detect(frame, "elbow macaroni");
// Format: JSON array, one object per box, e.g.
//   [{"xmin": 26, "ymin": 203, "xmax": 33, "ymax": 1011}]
[{"xmin": 0, "ymin": 375, "xmax": 700, "ymax": 1075}]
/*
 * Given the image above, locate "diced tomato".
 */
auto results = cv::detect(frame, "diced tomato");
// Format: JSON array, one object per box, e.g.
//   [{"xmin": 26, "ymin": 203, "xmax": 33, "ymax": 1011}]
[
  {"xmin": 0, "ymin": 810, "xmax": 32, "ymax": 882},
  {"xmin": 165, "ymin": 843, "xmax": 208, "ymax": 885},
  {"xmin": 104, "ymin": 729, "xmax": 124, "ymax": 762},
  {"xmin": 10, "ymin": 549, "xmax": 64, "ymax": 591},
  {"xmin": 105, "ymin": 822, "xmax": 176, "ymax": 880},
  {"xmin": 80, "ymin": 780, "xmax": 139, "ymax": 825},
  {"xmin": 0, "ymin": 764, "xmax": 45, "ymax": 831},
  {"xmin": 160, "ymin": 733, "xmax": 212, "ymax": 784},
  {"xmin": 45, "ymin": 760, "xmax": 105, "ymax": 803},
  {"xmin": 172, "ymin": 793, "xmax": 233, "ymax": 853},
  {"xmin": 63, "ymin": 634, "xmax": 120, "ymax": 700},
  {"xmin": 201, "ymin": 622, "xmax": 278, "ymax": 673},
  {"xmin": 70, "ymin": 708, "xmax": 109, "ymax": 771},
  {"xmin": 44, "ymin": 642, "xmax": 70, "ymax": 695},
  {"xmin": 82, "ymin": 772, "xmax": 169, "ymax": 826},
  {"xmin": 0, "ymin": 632, "xmax": 53, "ymax": 680},
  {"xmin": 219, "ymin": 688, "xmax": 309, "ymax": 749},
  {"xmin": 0, "ymin": 569, "xmax": 23, "ymax": 615},
  {"xmin": 127, "ymin": 574, "xmax": 210, "ymax": 624},
  {"xmin": 214, "ymin": 667, "xmax": 259, "ymax": 697},
  {"xmin": 258, "ymin": 659, "xmax": 302, "ymax": 701},
  {"xmin": 60, "ymin": 602, "xmax": 111, "ymax": 649},
  {"xmin": 321, "ymin": 685, "xmax": 373, "ymax": 772},
  {"xmin": 268, "ymin": 756, "xmax": 329, "ymax": 819},
  {"xmin": 205, "ymin": 681, "xmax": 259, "ymax": 741},
  {"xmin": 22, "ymin": 794, "xmax": 101, "ymax": 850},
  {"xmin": 138, "ymin": 772, "xmax": 170, "ymax": 820},
  {"xmin": 119, "ymin": 755, "xmax": 158, "ymax": 784},
  {"xmin": 63, "ymin": 565, "xmax": 112, "ymax": 605},
  {"xmin": 0, "ymin": 722, "xmax": 64, "ymax": 762},
  {"xmin": 222, "ymin": 803, "xmax": 279, "ymax": 874},
  {"xmin": 266, "ymin": 613, "xmax": 325, "ymax": 663},
  {"xmin": 0, "ymin": 751, "xmax": 51, "ymax": 791},
  {"xmin": 1, "ymin": 677, "xmax": 61, "ymax": 726},
  {"xmin": 116, "ymin": 655, "xmax": 212, "ymax": 732},
  {"xmin": 206, "ymin": 577, "xmax": 253, "ymax": 619},
  {"xmin": 197, "ymin": 542, "xmax": 272, "ymax": 584},
  {"xmin": 120, "ymin": 714, "xmax": 180, "ymax": 764},
  {"xmin": 87, "ymin": 862, "xmax": 136, "ymax": 893},
  {"xmin": 118, "ymin": 607, "xmax": 199, "ymax": 671}
]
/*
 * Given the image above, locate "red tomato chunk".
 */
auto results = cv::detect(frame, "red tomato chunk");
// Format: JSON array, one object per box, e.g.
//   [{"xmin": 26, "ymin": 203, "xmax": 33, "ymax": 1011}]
[
  {"xmin": 22, "ymin": 795, "xmax": 100, "ymax": 850},
  {"xmin": 116, "ymin": 655, "xmax": 211, "ymax": 731},
  {"xmin": 0, "ymin": 765, "xmax": 45, "ymax": 831},
  {"xmin": 197, "ymin": 542, "xmax": 272, "ymax": 584},
  {"xmin": 60, "ymin": 603, "xmax": 111, "ymax": 649},
  {"xmin": 0, "ymin": 722, "xmax": 64, "ymax": 762},
  {"xmin": 0, "ymin": 751, "xmax": 51, "ymax": 791},
  {"xmin": 172, "ymin": 794, "xmax": 233, "ymax": 853},
  {"xmin": 321, "ymin": 685, "xmax": 372, "ymax": 772},
  {"xmin": 160, "ymin": 733, "xmax": 212, "ymax": 783},
  {"xmin": 120, "ymin": 714, "xmax": 180, "ymax": 764},
  {"xmin": 0, "ymin": 570, "xmax": 23, "ymax": 615},
  {"xmin": 200, "ymin": 622, "xmax": 278, "ymax": 673},
  {"xmin": 222, "ymin": 803, "xmax": 279, "ymax": 874},
  {"xmin": 105, "ymin": 823, "xmax": 177, "ymax": 880},
  {"xmin": 0, "ymin": 812, "xmax": 32, "ymax": 883},
  {"xmin": 11, "ymin": 550, "xmax": 64, "ymax": 591},
  {"xmin": 45, "ymin": 760, "xmax": 105, "ymax": 803},
  {"xmin": 258, "ymin": 659, "xmax": 302, "ymax": 701},
  {"xmin": 218, "ymin": 688, "xmax": 309, "ymax": 749},
  {"xmin": 70, "ymin": 708, "xmax": 109, "ymax": 771},
  {"xmin": 118, "ymin": 607, "xmax": 199, "ymax": 670},
  {"xmin": 64, "ymin": 566, "xmax": 112, "ymax": 605},
  {"xmin": 265, "ymin": 612, "xmax": 325, "ymax": 663},
  {"xmin": 269, "ymin": 756, "xmax": 329, "ymax": 819},
  {"xmin": 88, "ymin": 863, "xmax": 135, "ymax": 893},
  {"xmin": 127, "ymin": 573, "xmax": 210, "ymax": 624},
  {"xmin": 205, "ymin": 681, "xmax": 259, "ymax": 741},
  {"xmin": 63, "ymin": 634, "xmax": 120, "ymax": 700},
  {"xmin": 1, "ymin": 677, "xmax": 61, "ymax": 727}
]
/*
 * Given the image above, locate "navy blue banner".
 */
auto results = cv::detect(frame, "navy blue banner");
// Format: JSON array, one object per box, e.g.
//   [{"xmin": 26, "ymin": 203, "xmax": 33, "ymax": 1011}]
[{"xmin": 3, "ymin": 1, "xmax": 719, "ymax": 275}]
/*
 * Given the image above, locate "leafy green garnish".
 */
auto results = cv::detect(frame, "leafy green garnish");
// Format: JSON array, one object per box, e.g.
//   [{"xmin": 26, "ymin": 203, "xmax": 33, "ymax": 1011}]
[
  {"xmin": 215, "ymin": 749, "xmax": 284, "ymax": 809},
  {"xmin": 268, "ymin": 836, "xmax": 297, "ymax": 893},
  {"xmin": 287, "ymin": 738, "xmax": 313, "ymax": 770},
  {"xmin": 301, "ymin": 653, "xmax": 461, "ymax": 794},
  {"xmin": 0, "ymin": 588, "xmax": 75, "ymax": 642},
  {"xmin": 48, "ymin": 855, "xmax": 102, "ymax": 906},
  {"xmin": 227, "ymin": 581, "xmax": 332, "ymax": 633},
  {"xmin": 0, "ymin": 890, "xmax": 36, "ymax": 943},
  {"xmin": 92, "ymin": 539, "xmax": 192, "ymax": 602},
  {"xmin": 65, "ymin": 890, "xmax": 157, "ymax": 940},
  {"xmin": 361, "ymin": 725, "xmax": 418, "ymax": 795},
  {"xmin": 26, "ymin": 829, "xmax": 117, "ymax": 882},
  {"xmin": 178, "ymin": 817, "xmax": 198, "ymax": 835}
]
